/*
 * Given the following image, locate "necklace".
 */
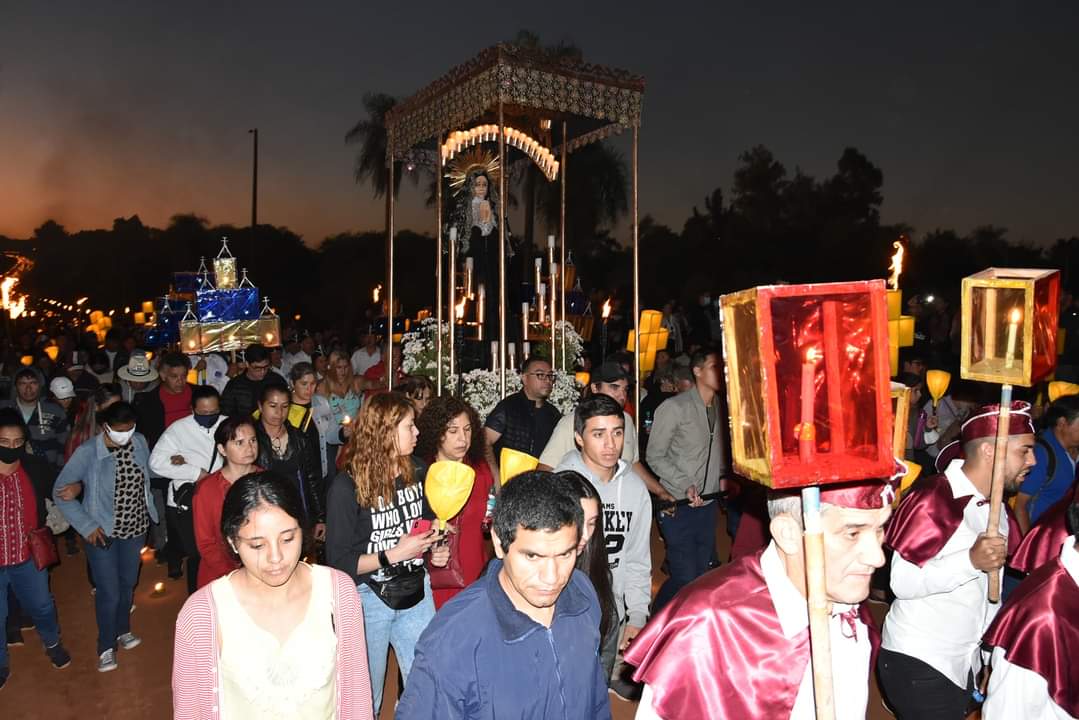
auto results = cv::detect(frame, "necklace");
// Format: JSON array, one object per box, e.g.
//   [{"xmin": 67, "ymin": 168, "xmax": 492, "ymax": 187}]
[{"xmin": 268, "ymin": 426, "xmax": 287, "ymax": 458}]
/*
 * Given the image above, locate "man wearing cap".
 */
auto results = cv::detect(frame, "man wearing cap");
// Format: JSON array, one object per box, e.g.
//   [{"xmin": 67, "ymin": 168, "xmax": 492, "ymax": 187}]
[
  {"xmin": 48, "ymin": 377, "xmax": 76, "ymax": 419},
  {"xmin": 879, "ymin": 401, "xmax": 1036, "ymax": 719},
  {"xmin": 981, "ymin": 501, "xmax": 1079, "ymax": 720},
  {"xmin": 626, "ymin": 474, "xmax": 898, "ymax": 719}
]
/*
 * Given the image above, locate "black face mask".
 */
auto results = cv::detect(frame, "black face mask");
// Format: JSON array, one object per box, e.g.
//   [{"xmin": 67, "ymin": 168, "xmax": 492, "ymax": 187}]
[
  {"xmin": 0, "ymin": 445, "xmax": 25, "ymax": 464},
  {"xmin": 194, "ymin": 413, "xmax": 220, "ymax": 429}
]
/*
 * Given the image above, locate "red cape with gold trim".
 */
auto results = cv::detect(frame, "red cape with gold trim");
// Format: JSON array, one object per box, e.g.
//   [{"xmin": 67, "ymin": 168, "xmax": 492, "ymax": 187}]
[
  {"xmin": 624, "ymin": 550, "xmax": 879, "ymax": 719},
  {"xmin": 983, "ymin": 554, "xmax": 1079, "ymax": 717},
  {"xmin": 886, "ymin": 472, "xmax": 1020, "ymax": 566},
  {"xmin": 1010, "ymin": 486, "xmax": 1079, "ymax": 574}
]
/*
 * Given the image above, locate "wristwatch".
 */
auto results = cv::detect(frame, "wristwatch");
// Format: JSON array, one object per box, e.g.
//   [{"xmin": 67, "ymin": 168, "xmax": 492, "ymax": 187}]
[{"xmin": 378, "ymin": 550, "xmax": 390, "ymax": 568}]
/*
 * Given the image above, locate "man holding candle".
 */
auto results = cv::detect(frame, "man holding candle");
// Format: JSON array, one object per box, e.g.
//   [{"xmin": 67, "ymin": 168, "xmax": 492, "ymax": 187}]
[
  {"xmin": 879, "ymin": 401, "xmax": 1036, "ymax": 719},
  {"xmin": 627, "ymin": 472, "xmax": 900, "ymax": 719}
]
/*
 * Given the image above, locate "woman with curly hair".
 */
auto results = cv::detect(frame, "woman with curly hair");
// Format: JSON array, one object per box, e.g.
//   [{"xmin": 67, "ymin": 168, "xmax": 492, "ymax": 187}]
[
  {"xmin": 324, "ymin": 392, "xmax": 448, "ymax": 716},
  {"xmin": 415, "ymin": 395, "xmax": 496, "ymax": 608}
]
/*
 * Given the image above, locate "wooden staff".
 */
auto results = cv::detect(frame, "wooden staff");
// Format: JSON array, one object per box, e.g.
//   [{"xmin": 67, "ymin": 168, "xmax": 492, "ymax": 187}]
[
  {"xmin": 802, "ymin": 486, "xmax": 835, "ymax": 720},
  {"xmin": 986, "ymin": 385, "xmax": 1012, "ymax": 603}
]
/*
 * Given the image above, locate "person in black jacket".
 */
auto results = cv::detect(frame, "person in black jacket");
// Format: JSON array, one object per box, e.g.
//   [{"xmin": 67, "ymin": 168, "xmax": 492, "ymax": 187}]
[
  {"xmin": 252, "ymin": 383, "xmax": 325, "ymax": 539},
  {"xmin": 0, "ymin": 408, "xmax": 72, "ymax": 684},
  {"xmin": 220, "ymin": 344, "xmax": 286, "ymax": 420}
]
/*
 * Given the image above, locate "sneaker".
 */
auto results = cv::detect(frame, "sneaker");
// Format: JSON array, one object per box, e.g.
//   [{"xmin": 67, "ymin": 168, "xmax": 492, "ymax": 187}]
[
  {"xmin": 116, "ymin": 632, "xmax": 141, "ymax": 651},
  {"xmin": 97, "ymin": 649, "xmax": 117, "ymax": 672},
  {"xmin": 0, "ymin": 665, "xmax": 8, "ymax": 690},
  {"xmin": 5, "ymin": 629, "xmax": 23, "ymax": 647},
  {"xmin": 45, "ymin": 643, "xmax": 71, "ymax": 669}
]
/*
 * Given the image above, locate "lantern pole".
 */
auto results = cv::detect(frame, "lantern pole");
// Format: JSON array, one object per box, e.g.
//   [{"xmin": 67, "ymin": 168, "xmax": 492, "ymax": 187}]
[
  {"xmin": 802, "ymin": 486, "xmax": 836, "ymax": 720},
  {"xmin": 385, "ymin": 130, "xmax": 396, "ymax": 391},
  {"xmin": 498, "ymin": 100, "xmax": 507, "ymax": 398},
  {"xmin": 560, "ymin": 120, "xmax": 568, "ymax": 372},
  {"xmin": 435, "ymin": 133, "xmax": 444, "ymax": 395},
  {"xmin": 986, "ymin": 384, "xmax": 1012, "ymax": 602},
  {"xmin": 632, "ymin": 124, "xmax": 640, "ymax": 428}
]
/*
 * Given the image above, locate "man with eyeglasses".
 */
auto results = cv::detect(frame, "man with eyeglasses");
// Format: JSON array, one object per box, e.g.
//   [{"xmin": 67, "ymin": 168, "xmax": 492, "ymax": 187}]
[
  {"xmin": 484, "ymin": 357, "xmax": 561, "ymax": 481},
  {"xmin": 219, "ymin": 344, "xmax": 286, "ymax": 420}
]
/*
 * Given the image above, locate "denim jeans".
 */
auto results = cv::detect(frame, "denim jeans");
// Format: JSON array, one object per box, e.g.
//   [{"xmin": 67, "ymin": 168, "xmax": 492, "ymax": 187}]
[
  {"xmin": 653, "ymin": 502, "xmax": 718, "ymax": 611},
  {"xmin": 84, "ymin": 534, "xmax": 144, "ymax": 655},
  {"xmin": 357, "ymin": 574, "xmax": 435, "ymax": 716},
  {"xmin": 0, "ymin": 560, "xmax": 62, "ymax": 667}
]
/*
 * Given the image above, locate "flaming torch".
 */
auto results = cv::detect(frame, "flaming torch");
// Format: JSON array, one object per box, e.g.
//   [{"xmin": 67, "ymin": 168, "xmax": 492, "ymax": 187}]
[{"xmin": 601, "ymin": 298, "xmax": 612, "ymax": 363}]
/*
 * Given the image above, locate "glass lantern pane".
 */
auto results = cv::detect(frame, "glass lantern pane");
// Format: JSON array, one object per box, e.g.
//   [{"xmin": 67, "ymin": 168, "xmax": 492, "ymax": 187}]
[
  {"xmin": 724, "ymin": 295, "xmax": 769, "ymax": 481},
  {"xmin": 968, "ymin": 285, "xmax": 1027, "ymax": 381}
]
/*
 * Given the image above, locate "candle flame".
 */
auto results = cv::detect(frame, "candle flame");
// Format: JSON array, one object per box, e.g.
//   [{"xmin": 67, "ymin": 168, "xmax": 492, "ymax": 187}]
[
  {"xmin": 887, "ymin": 240, "xmax": 905, "ymax": 290},
  {"xmin": 372, "ymin": 284, "xmax": 382, "ymax": 303},
  {"xmin": 455, "ymin": 296, "xmax": 466, "ymax": 320},
  {"xmin": 1010, "ymin": 308, "xmax": 1022, "ymax": 323},
  {"xmin": 602, "ymin": 298, "xmax": 612, "ymax": 319},
  {"xmin": 806, "ymin": 348, "xmax": 819, "ymax": 362},
  {"xmin": 342, "ymin": 415, "xmax": 351, "ymax": 425}
]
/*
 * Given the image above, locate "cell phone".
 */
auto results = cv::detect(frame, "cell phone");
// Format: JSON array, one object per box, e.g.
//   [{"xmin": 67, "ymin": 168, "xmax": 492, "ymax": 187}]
[
  {"xmin": 97, "ymin": 535, "xmax": 113, "ymax": 549},
  {"xmin": 409, "ymin": 519, "xmax": 432, "ymax": 536}
]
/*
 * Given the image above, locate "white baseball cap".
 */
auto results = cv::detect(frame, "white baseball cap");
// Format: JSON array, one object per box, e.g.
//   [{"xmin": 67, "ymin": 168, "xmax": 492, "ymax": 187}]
[{"xmin": 49, "ymin": 376, "xmax": 76, "ymax": 400}]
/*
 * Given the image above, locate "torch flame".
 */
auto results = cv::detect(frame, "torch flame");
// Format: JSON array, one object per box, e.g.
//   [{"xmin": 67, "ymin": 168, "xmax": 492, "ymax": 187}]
[
  {"xmin": 455, "ymin": 296, "xmax": 466, "ymax": 320},
  {"xmin": 373, "ymin": 284, "xmax": 382, "ymax": 303},
  {"xmin": 601, "ymin": 298, "xmax": 612, "ymax": 320},
  {"xmin": 1, "ymin": 277, "xmax": 17, "ymax": 310},
  {"xmin": 888, "ymin": 240, "xmax": 905, "ymax": 290}
]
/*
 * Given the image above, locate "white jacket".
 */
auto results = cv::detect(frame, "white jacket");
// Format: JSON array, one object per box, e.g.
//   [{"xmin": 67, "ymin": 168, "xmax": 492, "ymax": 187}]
[{"xmin": 149, "ymin": 415, "xmax": 225, "ymax": 507}]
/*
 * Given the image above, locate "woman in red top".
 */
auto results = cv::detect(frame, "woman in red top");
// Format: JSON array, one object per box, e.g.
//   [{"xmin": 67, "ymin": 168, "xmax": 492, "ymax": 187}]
[
  {"xmin": 415, "ymin": 396, "xmax": 496, "ymax": 607},
  {"xmin": 191, "ymin": 416, "xmax": 260, "ymax": 589}
]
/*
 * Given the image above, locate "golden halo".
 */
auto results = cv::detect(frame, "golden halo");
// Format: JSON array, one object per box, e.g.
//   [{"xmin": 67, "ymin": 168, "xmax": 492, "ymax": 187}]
[{"xmin": 446, "ymin": 148, "xmax": 500, "ymax": 197}]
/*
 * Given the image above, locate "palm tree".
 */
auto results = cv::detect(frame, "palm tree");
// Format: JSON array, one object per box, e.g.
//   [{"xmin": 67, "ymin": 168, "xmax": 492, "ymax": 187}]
[{"xmin": 345, "ymin": 92, "xmax": 418, "ymax": 198}]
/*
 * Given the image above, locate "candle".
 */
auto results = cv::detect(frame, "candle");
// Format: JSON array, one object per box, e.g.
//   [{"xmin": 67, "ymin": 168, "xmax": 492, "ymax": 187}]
[
  {"xmin": 538, "ymin": 284, "xmax": 546, "ymax": 322},
  {"xmin": 548, "ymin": 235, "xmax": 555, "ymax": 250},
  {"xmin": 341, "ymin": 415, "xmax": 351, "ymax": 426},
  {"xmin": 549, "ymin": 264, "xmax": 558, "ymax": 325},
  {"xmin": 521, "ymin": 302, "xmax": 530, "ymax": 340},
  {"xmin": 534, "ymin": 257, "xmax": 542, "ymax": 294},
  {"xmin": 1005, "ymin": 308, "xmax": 1021, "ymax": 369},
  {"xmin": 152, "ymin": 582, "xmax": 166, "ymax": 597},
  {"xmin": 477, "ymin": 284, "xmax": 486, "ymax": 322},
  {"xmin": 449, "ymin": 226, "xmax": 457, "ymax": 243},
  {"xmin": 491, "ymin": 341, "xmax": 499, "ymax": 372},
  {"xmin": 800, "ymin": 349, "xmax": 817, "ymax": 464},
  {"xmin": 523, "ymin": 341, "xmax": 531, "ymax": 358},
  {"xmin": 465, "ymin": 258, "xmax": 474, "ymax": 299},
  {"xmin": 508, "ymin": 343, "xmax": 516, "ymax": 371}
]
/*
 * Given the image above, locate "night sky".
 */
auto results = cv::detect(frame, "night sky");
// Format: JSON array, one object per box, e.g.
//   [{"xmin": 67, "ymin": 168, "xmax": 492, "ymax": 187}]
[{"xmin": 2, "ymin": 2, "xmax": 1077, "ymax": 247}]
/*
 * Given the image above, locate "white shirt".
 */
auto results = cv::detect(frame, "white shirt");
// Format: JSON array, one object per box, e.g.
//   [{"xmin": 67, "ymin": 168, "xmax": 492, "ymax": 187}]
[
  {"xmin": 982, "ymin": 536, "xmax": 1079, "ymax": 720},
  {"xmin": 149, "ymin": 415, "xmax": 225, "ymax": 507},
  {"xmin": 281, "ymin": 350, "xmax": 311, "ymax": 379},
  {"xmin": 350, "ymin": 346, "xmax": 381, "ymax": 376},
  {"xmin": 637, "ymin": 542, "xmax": 871, "ymax": 720},
  {"xmin": 882, "ymin": 458, "xmax": 1008, "ymax": 687}
]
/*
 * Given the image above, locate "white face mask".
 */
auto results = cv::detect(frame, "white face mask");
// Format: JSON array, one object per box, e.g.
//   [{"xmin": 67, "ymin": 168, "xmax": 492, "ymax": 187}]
[{"xmin": 104, "ymin": 425, "xmax": 135, "ymax": 446}]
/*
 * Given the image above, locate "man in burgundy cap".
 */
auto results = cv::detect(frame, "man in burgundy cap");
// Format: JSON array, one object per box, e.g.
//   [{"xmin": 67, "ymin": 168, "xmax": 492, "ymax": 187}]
[
  {"xmin": 880, "ymin": 401, "xmax": 1036, "ymax": 719},
  {"xmin": 625, "ymin": 471, "xmax": 900, "ymax": 720},
  {"xmin": 982, "ymin": 501, "xmax": 1079, "ymax": 719}
]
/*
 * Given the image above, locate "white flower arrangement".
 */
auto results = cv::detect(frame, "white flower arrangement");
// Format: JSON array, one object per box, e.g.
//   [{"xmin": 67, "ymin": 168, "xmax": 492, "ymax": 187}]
[
  {"xmin": 458, "ymin": 367, "xmax": 582, "ymax": 422},
  {"xmin": 401, "ymin": 318, "xmax": 453, "ymax": 383}
]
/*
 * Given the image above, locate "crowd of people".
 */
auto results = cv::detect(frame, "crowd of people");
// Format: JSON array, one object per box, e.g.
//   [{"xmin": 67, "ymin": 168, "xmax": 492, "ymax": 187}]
[{"xmin": 0, "ymin": 303, "xmax": 1077, "ymax": 720}]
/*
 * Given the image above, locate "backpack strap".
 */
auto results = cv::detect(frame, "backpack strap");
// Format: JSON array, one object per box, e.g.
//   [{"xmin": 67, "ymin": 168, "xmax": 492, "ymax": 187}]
[{"xmin": 1028, "ymin": 435, "xmax": 1058, "ymax": 512}]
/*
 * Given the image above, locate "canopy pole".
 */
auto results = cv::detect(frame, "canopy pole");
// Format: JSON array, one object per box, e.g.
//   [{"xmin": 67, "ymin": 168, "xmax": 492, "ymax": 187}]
[
  {"xmin": 435, "ymin": 132, "xmax": 444, "ymax": 395},
  {"xmin": 386, "ymin": 130, "xmax": 395, "ymax": 391},
  {"xmin": 498, "ymin": 100, "xmax": 507, "ymax": 398},
  {"xmin": 560, "ymin": 120, "xmax": 568, "ymax": 372},
  {"xmin": 632, "ymin": 124, "xmax": 640, "ymax": 427}
]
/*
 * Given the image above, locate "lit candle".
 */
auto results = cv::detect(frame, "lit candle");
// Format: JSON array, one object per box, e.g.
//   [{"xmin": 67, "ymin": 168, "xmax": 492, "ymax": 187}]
[
  {"xmin": 534, "ymin": 257, "xmax": 542, "ymax": 293},
  {"xmin": 538, "ymin": 284, "xmax": 546, "ymax": 322},
  {"xmin": 508, "ymin": 343, "xmax": 516, "ymax": 371},
  {"xmin": 800, "ymin": 349, "xmax": 817, "ymax": 464},
  {"xmin": 465, "ymin": 258, "xmax": 474, "ymax": 299},
  {"xmin": 341, "ymin": 415, "xmax": 351, "ymax": 426},
  {"xmin": 152, "ymin": 582, "xmax": 166, "ymax": 597},
  {"xmin": 477, "ymin": 284, "xmax": 486, "ymax": 323},
  {"xmin": 521, "ymin": 302, "xmax": 530, "ymax": 340},
  {"xmin": 1005, "ymin": 308, "xmax": 1021, "ymax": 369}
]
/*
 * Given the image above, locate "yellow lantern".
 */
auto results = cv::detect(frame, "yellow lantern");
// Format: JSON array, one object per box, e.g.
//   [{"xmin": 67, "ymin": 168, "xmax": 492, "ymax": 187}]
[
  {"xmin": 499, "ymin": 448, "xmax": 539, "ymax": 486},
  {"xmin": 19, "ymin": 355, "xmax": 33, "ymax": 366},
  {"xmin": 425, "ymin": 461, "xmax": 476, "ymax": 530},
  {"xmin": 1048, "ymin": 381, "xmax": 1079, "ymax": 403},
  {"xmin": 133, "ymin": 311, "xmax": 146, "ymax": 325},
  {"xmin": 141, "ymin": 301, "xmax": 154, "ymax": 315},
  {"xmin": 896, "ymin": 460, "xmax": 923, "ymax": 505},
  {"xmin": 44, "ymin": 345, "xmax": 59, "ymax": 362},
  {"xmin": 626, "ymin": 310, "xmax": 669, "ymax": 374},
  {"xmin": 926, "ymin": 370, "xmax": 952, "ymax": 408},
  {"xmin": 575, "ymin": 371, "xmax": 591, "ymax": 386}
]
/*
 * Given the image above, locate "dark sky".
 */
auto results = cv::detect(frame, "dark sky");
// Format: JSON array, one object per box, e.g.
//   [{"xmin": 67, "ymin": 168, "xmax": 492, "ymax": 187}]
[{"xmin": 2, "ymin": 2, "xmax": 1077, "ymax": 248}]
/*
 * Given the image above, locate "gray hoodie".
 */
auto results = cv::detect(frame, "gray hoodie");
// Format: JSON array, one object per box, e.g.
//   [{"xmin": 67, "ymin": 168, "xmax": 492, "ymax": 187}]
[{"xmin": 556, "ymin": 450, "xmax": 652, "ymax": 628}]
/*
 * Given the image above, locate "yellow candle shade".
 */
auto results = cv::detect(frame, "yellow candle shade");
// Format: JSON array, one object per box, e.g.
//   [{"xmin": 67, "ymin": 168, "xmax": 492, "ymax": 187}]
[
  {"xmin": 926, "ymin": 370, "xmax": 952, "ymax": 407},
  {"xmin": 897, "ymin": 315, "xmax": 914, "ymax": 346},
  {"xmin": 960, "ymin": 268, "xmax": 1060, "ymax": 386},
  {"xmin": 133, "ymin": 311, "xmax": 146, "ymax": 325},
  {"xmin": 499, "ymin": 448, "xmax": 539, "ymax": 486},
  {"xmin": 1048, "ymin": 381, "xmax": 1079, "ymax": 403},
  {"xmin": 425, "ymin": 461, "xmax": 476, "ymax": 527},
  {"xmin": 19, "ymin": 355, "xmax": 33, "ymax": 367},
  {"xmin": 186, "ymin": 369, "xmax": 199, "ymax": 385},
  {"xmin": 890, "ymin": 383, "xmax": 912, "ymax": 459},
  {"xmin": 575, "ymin": 371, "xmax": 591, "ymax": 386},
  {"xmin": 887, "ymin": 289, "xmax": 902, "ymax": 321},
  {"xmin": 897, "ymin": 460, "xmax": 922, "ymax": 505},
  {"xmin": 44, "ymin": 346, "xmax": 59, "ymax": 362},
  {"xmin": 141, "ymin": 301, "xmax": 155, "ymax": 314},
  {"xmin": 888, "ymin": 319, "xmax": 900, "ymax": 376}
]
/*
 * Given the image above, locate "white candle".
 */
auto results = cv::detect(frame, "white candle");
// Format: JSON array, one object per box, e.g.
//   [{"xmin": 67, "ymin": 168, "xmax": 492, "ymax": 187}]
[
  {"xmin": 491, "ymin": 341, "xmax": 499, "ymax": 372},
  {"xmin": 522, "ymin": 302, "xmax": 530, "ymax": 340},
  {"xmin": 1005, "ymin": 308, "xmax": 1021, "ymax": 369},
  {"xmin": 548, "ymin": 234, "xmax": 555, "ymax": 249},
  {"xmin": 523, "ymin": 341, "xmax": 531, "ymax": 358},
  {"xmin": 465, "ymin": 257, "xmax": 474, "ymax": 298},
  {"xmin": 449, "ymin": 227, "xmax": 457, "ymax": 243},
  {"xmin": 477, "ymin": 284, "xmax": 486, "ymax": 324},
  {"xmin": 534, "ymin": 257, "xmax": 542, "ymax": 292},
  {"xmin": 538, "ymin": 284, "xmax": 546, "ymax": 322}
]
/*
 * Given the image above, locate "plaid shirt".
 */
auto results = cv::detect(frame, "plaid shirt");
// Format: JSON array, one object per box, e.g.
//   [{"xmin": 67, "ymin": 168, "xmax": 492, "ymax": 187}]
[{"xmin": 0, "ymin": 467, "xmax": 35, "ymax": 567}]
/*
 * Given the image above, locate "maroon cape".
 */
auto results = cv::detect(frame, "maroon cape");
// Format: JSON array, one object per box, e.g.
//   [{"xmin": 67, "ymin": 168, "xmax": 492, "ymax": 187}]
[
  {"xmin": 886, "ymin": 472, "xmax": 1021, "ymax": 566},
  {"xmin": 624, "ymin": 550, "xmax": 879, "ymax": 720},
  {"xmin": 1010, "ymin": 487, "xmax": 1079, "ymax": 574},
  {"xmin": 983, "ymin": 553, "xmax": 1079, "ymax": 717}
]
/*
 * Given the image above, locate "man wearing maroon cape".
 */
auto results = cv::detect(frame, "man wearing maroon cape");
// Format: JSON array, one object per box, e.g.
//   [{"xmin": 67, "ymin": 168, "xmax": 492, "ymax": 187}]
[
  {"xmin": 625, "ymin": 474, "xmax": 898, "ymax": 719},
  {"xmin": 880, "ymin": 401, "xmax": 1035, "ymax": 719},
  {"xmin": 982, "ymin": 501, "xmax": 1079, "ymax": 719}
]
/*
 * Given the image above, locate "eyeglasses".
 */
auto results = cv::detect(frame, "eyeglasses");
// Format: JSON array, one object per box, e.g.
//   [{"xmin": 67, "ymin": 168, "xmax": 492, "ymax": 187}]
[
  {"xmin": 526, "ymin": 372, "xmax": 556, "ymax": 381},
  {"xmin": 0, "ymin": 438, "xmax": 27, "ymax": 449},
  {"xmin": 248, "ymin": 363, "xmax": 271, "ymax": 372}
]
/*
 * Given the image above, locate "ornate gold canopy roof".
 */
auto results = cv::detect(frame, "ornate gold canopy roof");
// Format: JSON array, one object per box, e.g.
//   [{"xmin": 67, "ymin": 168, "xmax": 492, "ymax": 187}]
[{"xmin": 384, "ymin": 43, "xmax": 645, "ymax": 162}]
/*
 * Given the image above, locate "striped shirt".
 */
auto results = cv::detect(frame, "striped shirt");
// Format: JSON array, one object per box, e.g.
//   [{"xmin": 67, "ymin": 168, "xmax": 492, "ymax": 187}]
[{"xmin": 0, "ymin": 467, "xmax": 35, "ymax": 567}]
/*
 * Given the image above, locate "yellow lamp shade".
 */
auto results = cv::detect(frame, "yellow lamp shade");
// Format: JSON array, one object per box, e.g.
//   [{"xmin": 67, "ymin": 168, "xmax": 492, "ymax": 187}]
[
  {"xmin": 19, "ymin": 355, "xmax": 33, "ymax": 366},
  {"xmin": 141, "ymin": 301, "xmax": 155, "ymax": 314},
  {"xmin": 887, "ymin": 289, "xmax": 902, "ymax": 321},
  {"xmin": 1048, "ymin": 381, "xmax": 1079, "ymax": 403},
  {"xmin": 499, "ymin": 448, "xmax": 539, "ymax": 486},
  {"xmin": 897, "ymin": 315, "xmax": 914, "ymax": 346},
  {"xmin": 133, "ymin": 311, "xmax": 146, "ymax": 325},
  {"xmin": 896, "ymin": 460, "xmax": 922, "ymax": 505},
  {"xmin": 926, "ymin": 370, "xmax": 952, "ymax": 407},
  {"xmin": 575, "ymin": 371, "xmax": 590, "ymax": 386},
  {"xmin": 44, "ymin": 346, "xmax": 59, "ymax": 362},
  {"xmin": 425, "ymin": 461, "xmax": 476, "ymax": 527}
]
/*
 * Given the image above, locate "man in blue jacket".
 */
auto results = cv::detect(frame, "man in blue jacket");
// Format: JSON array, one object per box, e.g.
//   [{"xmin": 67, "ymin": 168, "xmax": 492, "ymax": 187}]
[{"xmin": 397, "ymin": 470, "xmax": 611, "ymax": 719}]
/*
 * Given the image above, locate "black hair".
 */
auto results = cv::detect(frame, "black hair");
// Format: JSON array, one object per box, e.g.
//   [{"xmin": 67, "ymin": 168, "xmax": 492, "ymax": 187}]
[
  {"xmin": 1045, "ymin": 395, "xmax": 1079, "ymax": 431},
  {"xmin": 13, "ymin": 367, "xmax": 38, "ymax": 383},
  {"xmin": 0, "ymin": 407, "xmax": 29, "ymax": 441},
  {"xmin": 288, "ymin": 361, "xmax": 316, "ymax": 385},
  {"xmin": 259, "ymin": 381, "xmax": 290, "ymax": 405},
  {"xmin": 1067, "ymin": 502, "xmax": 1079, "ymax": 541},
  {"xmin": 557, "ymin": 471, "xmax": 616, "ymax": 639},
  {"xmin": 93, "ymin": 383, "xmax": 122, "ymax": 408},
  {"xmin": 244, "ymin": 344, "xmax": 270, "ymax": 364},
  {"xmin": 191, "ymin": 384, "xmax": 220, "ymax": 408},
  {"xmin": 573, "ymin": 393, "xmax": 625, "ymax": 436},
  {"xmin": 214, "ymin": 415, "xmax": 258, "ymax": 448},
  {"xmin": 521, "ymin": 356, "xmax": 551, "ymax": 374},
  {"xmin": 690, "ymin": 345, "xmax": 719, "ymax": 369},
  {"xmin": 492, "ymin": 470, "xmax": 583, "ymax": 554},
  {"xmin": 101, "ymin": 400, "xmax": 137, "ymax": 427},
  {"xmin": 219, "ymin": 470, "xmax": 311, "ymax": 559},
  {"xmin": 161, "ymin": 351, "xmax": 191, "ymax": 371}
]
